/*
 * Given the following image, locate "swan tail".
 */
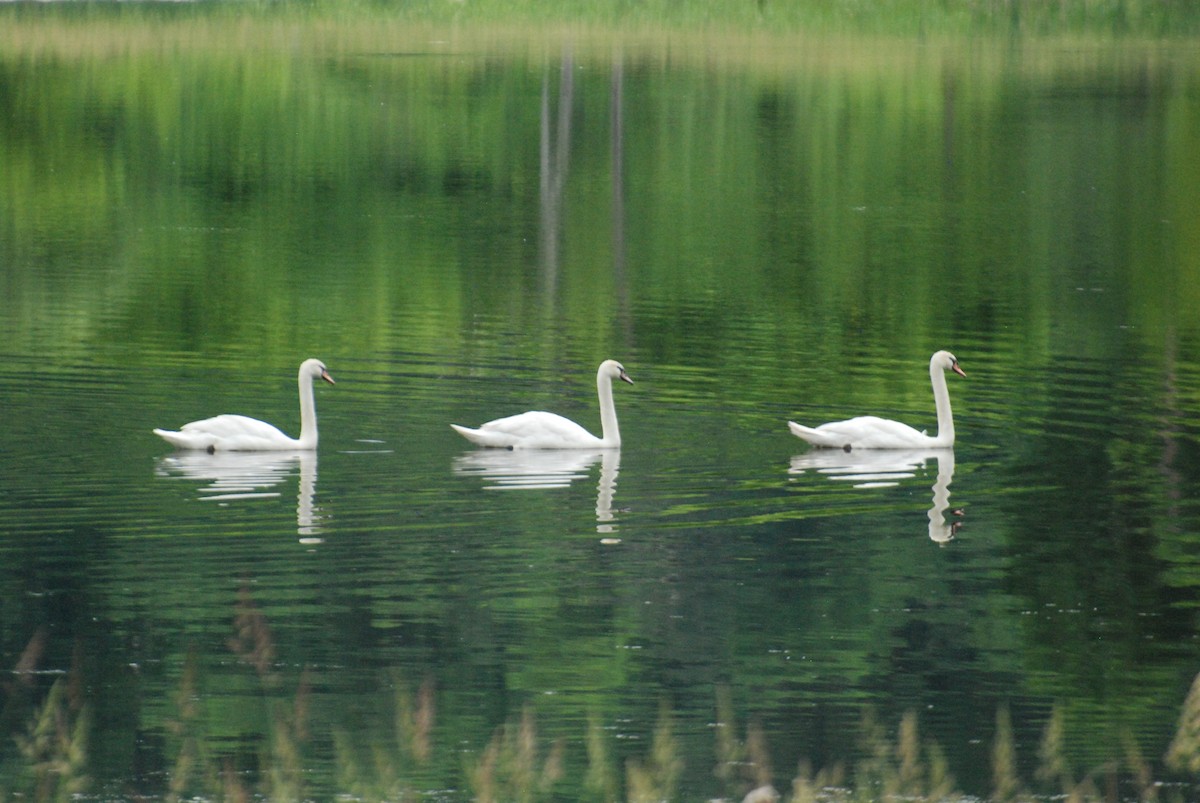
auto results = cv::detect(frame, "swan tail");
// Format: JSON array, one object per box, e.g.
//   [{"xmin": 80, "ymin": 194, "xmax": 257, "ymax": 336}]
[
  {"xmin": 453, "ymin": 423, "xmax": 528, "ymax": 449},
  {"xmin": 451, "ymin": 423, "xmax": 493, "ymax": 446},
  {"xmin": 153, "ymin": 428, "xmax": 204, "ymax": 451}
]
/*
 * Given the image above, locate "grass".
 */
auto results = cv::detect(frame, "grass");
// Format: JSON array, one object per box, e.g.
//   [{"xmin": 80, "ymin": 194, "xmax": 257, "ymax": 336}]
[
  {"xmin": 211, "ymin": 0, "xmax": 1200, "ymax": 37},
  {"xmin": 4, "ymin": 593, "xmax": 1200, "ymax": 801},
  {"xmin": 1, "ymin": 0, "xmax": 1198, "ymax": 68}
]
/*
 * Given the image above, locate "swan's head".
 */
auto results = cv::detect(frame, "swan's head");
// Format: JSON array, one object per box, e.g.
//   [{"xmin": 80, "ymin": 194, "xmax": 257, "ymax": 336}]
[
  {"xmin": 932, "ymin": 350, "xmax": 966, "ymax": 378},
  {"xmin": 600, "ymin": 359, "xmax": 634, "ymax": 386},
  {"xmin": 302, "ymin": 358, "xmax": 336, "ymax": 385}
]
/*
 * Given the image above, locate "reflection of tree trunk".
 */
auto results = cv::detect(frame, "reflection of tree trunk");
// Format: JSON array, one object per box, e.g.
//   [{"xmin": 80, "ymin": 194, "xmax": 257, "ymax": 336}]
[
  {"xmin": 539, "ymin": 49, "xmax": 634, "ymax": 350},
  {"xmin": 941, "ymin": 68, "xmax": 956, "ymax": 176},
  {"xmin": 539, "ymin": 48, "xmax": 574, "ymax": 295},
  {"xmin": 611, "ymin": 53, "xmax": 633, "ymax": 344}
]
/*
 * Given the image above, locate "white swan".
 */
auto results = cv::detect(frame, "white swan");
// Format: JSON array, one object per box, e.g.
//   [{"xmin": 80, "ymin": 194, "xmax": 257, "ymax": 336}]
[
  {"xmin": 788, "ymin": 351, "xmax": 965, "ymax": 449},
  {"xmin": 153, "ymin": 358, "xmax": 335, "ymax": 452},
  {"xmin": 451, "ymin": 359, "xmax": 633, "ymax": 449}
]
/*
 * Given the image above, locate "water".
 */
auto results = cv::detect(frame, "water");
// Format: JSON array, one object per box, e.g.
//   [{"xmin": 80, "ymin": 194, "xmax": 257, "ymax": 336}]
[{"xmin": 3, "ymin": 13, "xmax": 1200, "ymax": 799}]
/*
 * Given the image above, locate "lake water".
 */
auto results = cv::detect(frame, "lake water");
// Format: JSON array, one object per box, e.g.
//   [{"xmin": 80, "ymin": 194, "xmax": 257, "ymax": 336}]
[{"xmin": 3, "ymin": 12, "xmax": 1200, "ymax": 800}]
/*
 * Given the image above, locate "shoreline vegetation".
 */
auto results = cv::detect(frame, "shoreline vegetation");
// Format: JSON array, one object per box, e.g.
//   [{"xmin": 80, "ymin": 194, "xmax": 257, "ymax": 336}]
[
  {"xmin": 6, "ymin": 602, "xmax": 1200, "ymax": 801},
  {"xmin": 2, "ymin": 5, "xmax": 1197, "ymax": 95},
  {"xmin": 1, "ymin": 0, "xmax": 1199, "ymax": 66}
]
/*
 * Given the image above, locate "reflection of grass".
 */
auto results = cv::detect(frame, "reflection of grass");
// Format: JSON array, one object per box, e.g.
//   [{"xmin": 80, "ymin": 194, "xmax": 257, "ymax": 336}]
[
  {"xmin": 470, "ymin": 704, "xmax": 565, "ymax": 803},
  {"xmin": 1, "ymin": 0, "xmax": 1198, "ymax": 42},
  {"xmin": 333, "ymin": 673, "xmax": 436, "ymax": 800},
  {"xmin": 714, "ymin": 686, "xmax": 775, "ymax": 799},
  {"xmin": 14, "ymin": 674, "xmax": 89, "ymax": 801},
  {"xmin": 853, "ymin": 708, "xmax": 955, "ymax": 801},
  {"xmin": 6, "ymin": 600, "xmax": 1200, "ymax": 800},
  {"xmin": 1167, "ymin": 670, "xmax": 1200, "ymax": 775},
  {"xmin": 2, "ymin": 6, "xmax": 1198, "ymax": 73},
  {"xmin": 626, "ymin": 702, "xmax": 682, "ymax": 803}
]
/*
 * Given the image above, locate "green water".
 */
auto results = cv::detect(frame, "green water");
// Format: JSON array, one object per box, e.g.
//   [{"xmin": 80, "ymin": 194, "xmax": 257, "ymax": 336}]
[{"xmin": 3, "ymin": 9, "xmax": 1200, "ymax": 800}]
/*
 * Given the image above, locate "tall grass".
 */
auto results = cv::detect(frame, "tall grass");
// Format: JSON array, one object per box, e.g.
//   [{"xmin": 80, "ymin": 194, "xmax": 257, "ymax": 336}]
[
  {"xmin": 321, "ymin": 0, "xmax": 1200, "ymax": 37},
  {"xmin": 1, "ymin": 0, "xmax": 1198, "ymax": 64},
  {"xmin": 4, "ymin": 593, "xmax": 1200, "ymax": 801}
]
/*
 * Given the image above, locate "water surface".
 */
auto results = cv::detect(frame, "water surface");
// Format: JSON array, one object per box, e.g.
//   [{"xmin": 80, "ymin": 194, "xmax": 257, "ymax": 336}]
[{"xmin": 3, "ymin": 14, "xmax": 1200, "ymax": 799}]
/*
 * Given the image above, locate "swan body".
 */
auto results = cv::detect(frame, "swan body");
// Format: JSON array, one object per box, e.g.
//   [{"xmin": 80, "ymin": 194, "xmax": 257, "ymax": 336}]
[
  {"xmin": 153, "ymin": 358, "xmax": 334, "ymax": 452},
  {"xmin": 452, "ymin": 360, "xmax": 633, "ymax": 449},
  {"xmin": 788, "ymin": 351, "xmax": 964, "ymax": 450}
]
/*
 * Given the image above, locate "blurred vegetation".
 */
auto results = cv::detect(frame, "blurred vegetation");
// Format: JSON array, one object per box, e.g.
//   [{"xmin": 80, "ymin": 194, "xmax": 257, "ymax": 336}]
[
  {"xmin": 3, "ymin": 601, "xmax": 1200, "ymax": 800},
  {"xmin": 1, "ymin": 0, "xmax": 1200, "ymax": 39},
  {"xmin": 3, "ymin": 7, "xmax": 1200, "ymax": 802},
  {"xmin": 2, "ymin": 6, "xmax": 1198, "ymax": 373}
]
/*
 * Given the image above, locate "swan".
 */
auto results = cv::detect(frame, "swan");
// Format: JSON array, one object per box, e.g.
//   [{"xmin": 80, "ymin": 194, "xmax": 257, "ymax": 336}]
[
  {"xmin": 153, "ymin": 358, "xmax": 335, "ymax": 452},
  {"xmin": 788, "ymin": 351, "xmax": 965, "ymax": 449},
  {"xmin": 451, "ymin": 359, "xmax": 633, "ymax": 449}
]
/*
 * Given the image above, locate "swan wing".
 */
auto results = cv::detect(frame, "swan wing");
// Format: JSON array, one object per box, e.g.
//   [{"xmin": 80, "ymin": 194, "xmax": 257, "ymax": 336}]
[
  {"xmin": 452, "ymin": 411, "xmax": 601, "ymax": 449},
  {"xmin": 155, "ymin": 415, "xmax": 297, "ymax": 451},
  {"xmin": 788, "ymin": 421, "xmax": 849, "ymax": 449},
  {"xmin": 789, "ymin": 416, "xmax": 933, "ymax": 450}
]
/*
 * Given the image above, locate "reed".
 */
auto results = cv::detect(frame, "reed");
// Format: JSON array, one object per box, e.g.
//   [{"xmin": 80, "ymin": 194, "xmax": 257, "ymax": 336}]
[
  {"xmin": 625, "ymin": 702, "xmax": 682, "ymax": 803},
  {"xmin": 585, "ymin": 713, "xmax": 621, "ymax": 803},
  {"xmin": 330, "ymin": 672, "xmax": 435, "ymax": 800},
  {"xmin": 8, "ymin": 591, "xmax": 1200, "ymax": 800},
  {"xmin": 1167, "ymin": 670, "xmax": 1200, "ymax": 775},
  {"xmin": 714, "ymin": 686, "xmax": 775, "ymax": 798},
  {"xmin": 1, "ymin": 1, "xmax": 1197, "ymax": 70},
  {"xmin": 165, "ymin": 649, "xmax": 220, "ymax": 802},
  {"xmin": 469, "ymin": 704, "xmax": 565, "ymax": 803},
  {"xmin": 991, "ymin": 705, "xmax": 1023, "ymax": 802},
  {"xmin": 14, "ymin": 0, "xmax": 1200, "ymax": 37},
  {"xmin": 845, "ymin": 707, "xmax": 958, "ymax": 802},
  {"xmin": 13, "ymin": 675, "xmax": 90, "ymax": 802}
]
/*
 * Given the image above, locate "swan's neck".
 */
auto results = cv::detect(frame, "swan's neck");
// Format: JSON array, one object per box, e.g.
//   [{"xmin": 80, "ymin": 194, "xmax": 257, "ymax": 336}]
[
  {"xmin": 297, "ymin": 370, "xmax": 319, "ymax": 448},
  {"xmin": 930, "ymin": 362, "xmax": 954, "ymax": 446},
  {"xmin": 596, "ymin": 371, "xmax": 621, "ymax": 447}
]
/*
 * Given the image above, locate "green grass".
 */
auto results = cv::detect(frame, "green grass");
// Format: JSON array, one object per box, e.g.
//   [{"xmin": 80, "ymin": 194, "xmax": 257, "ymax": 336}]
[
  {"xmin": 270, "ymin": 0, "xmax": 1200, "ymax": 37},
  {"xmin": 2, "ymin": 0, "xmax": 1199, "ymax": 56},
  {"xmin": 6, "ymin": 603, "xmax": 1200, "ymax": 801},
  {"xmin": 8, "ymin": 661, "xmax": 1200, "ymax": 801}
]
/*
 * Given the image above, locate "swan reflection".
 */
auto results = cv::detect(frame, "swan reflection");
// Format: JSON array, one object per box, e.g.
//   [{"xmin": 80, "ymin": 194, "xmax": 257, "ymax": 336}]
[
  {"xmin": 452, "ymin": 449, "xmax": 622, "ymax": 533},
  {"xmin": 154, "ymin": 450, "xmax": 324, "ymax": 541},
  {"xmin": 788, "ymin": 449, "xmax": 960, "ymax": 543}
]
